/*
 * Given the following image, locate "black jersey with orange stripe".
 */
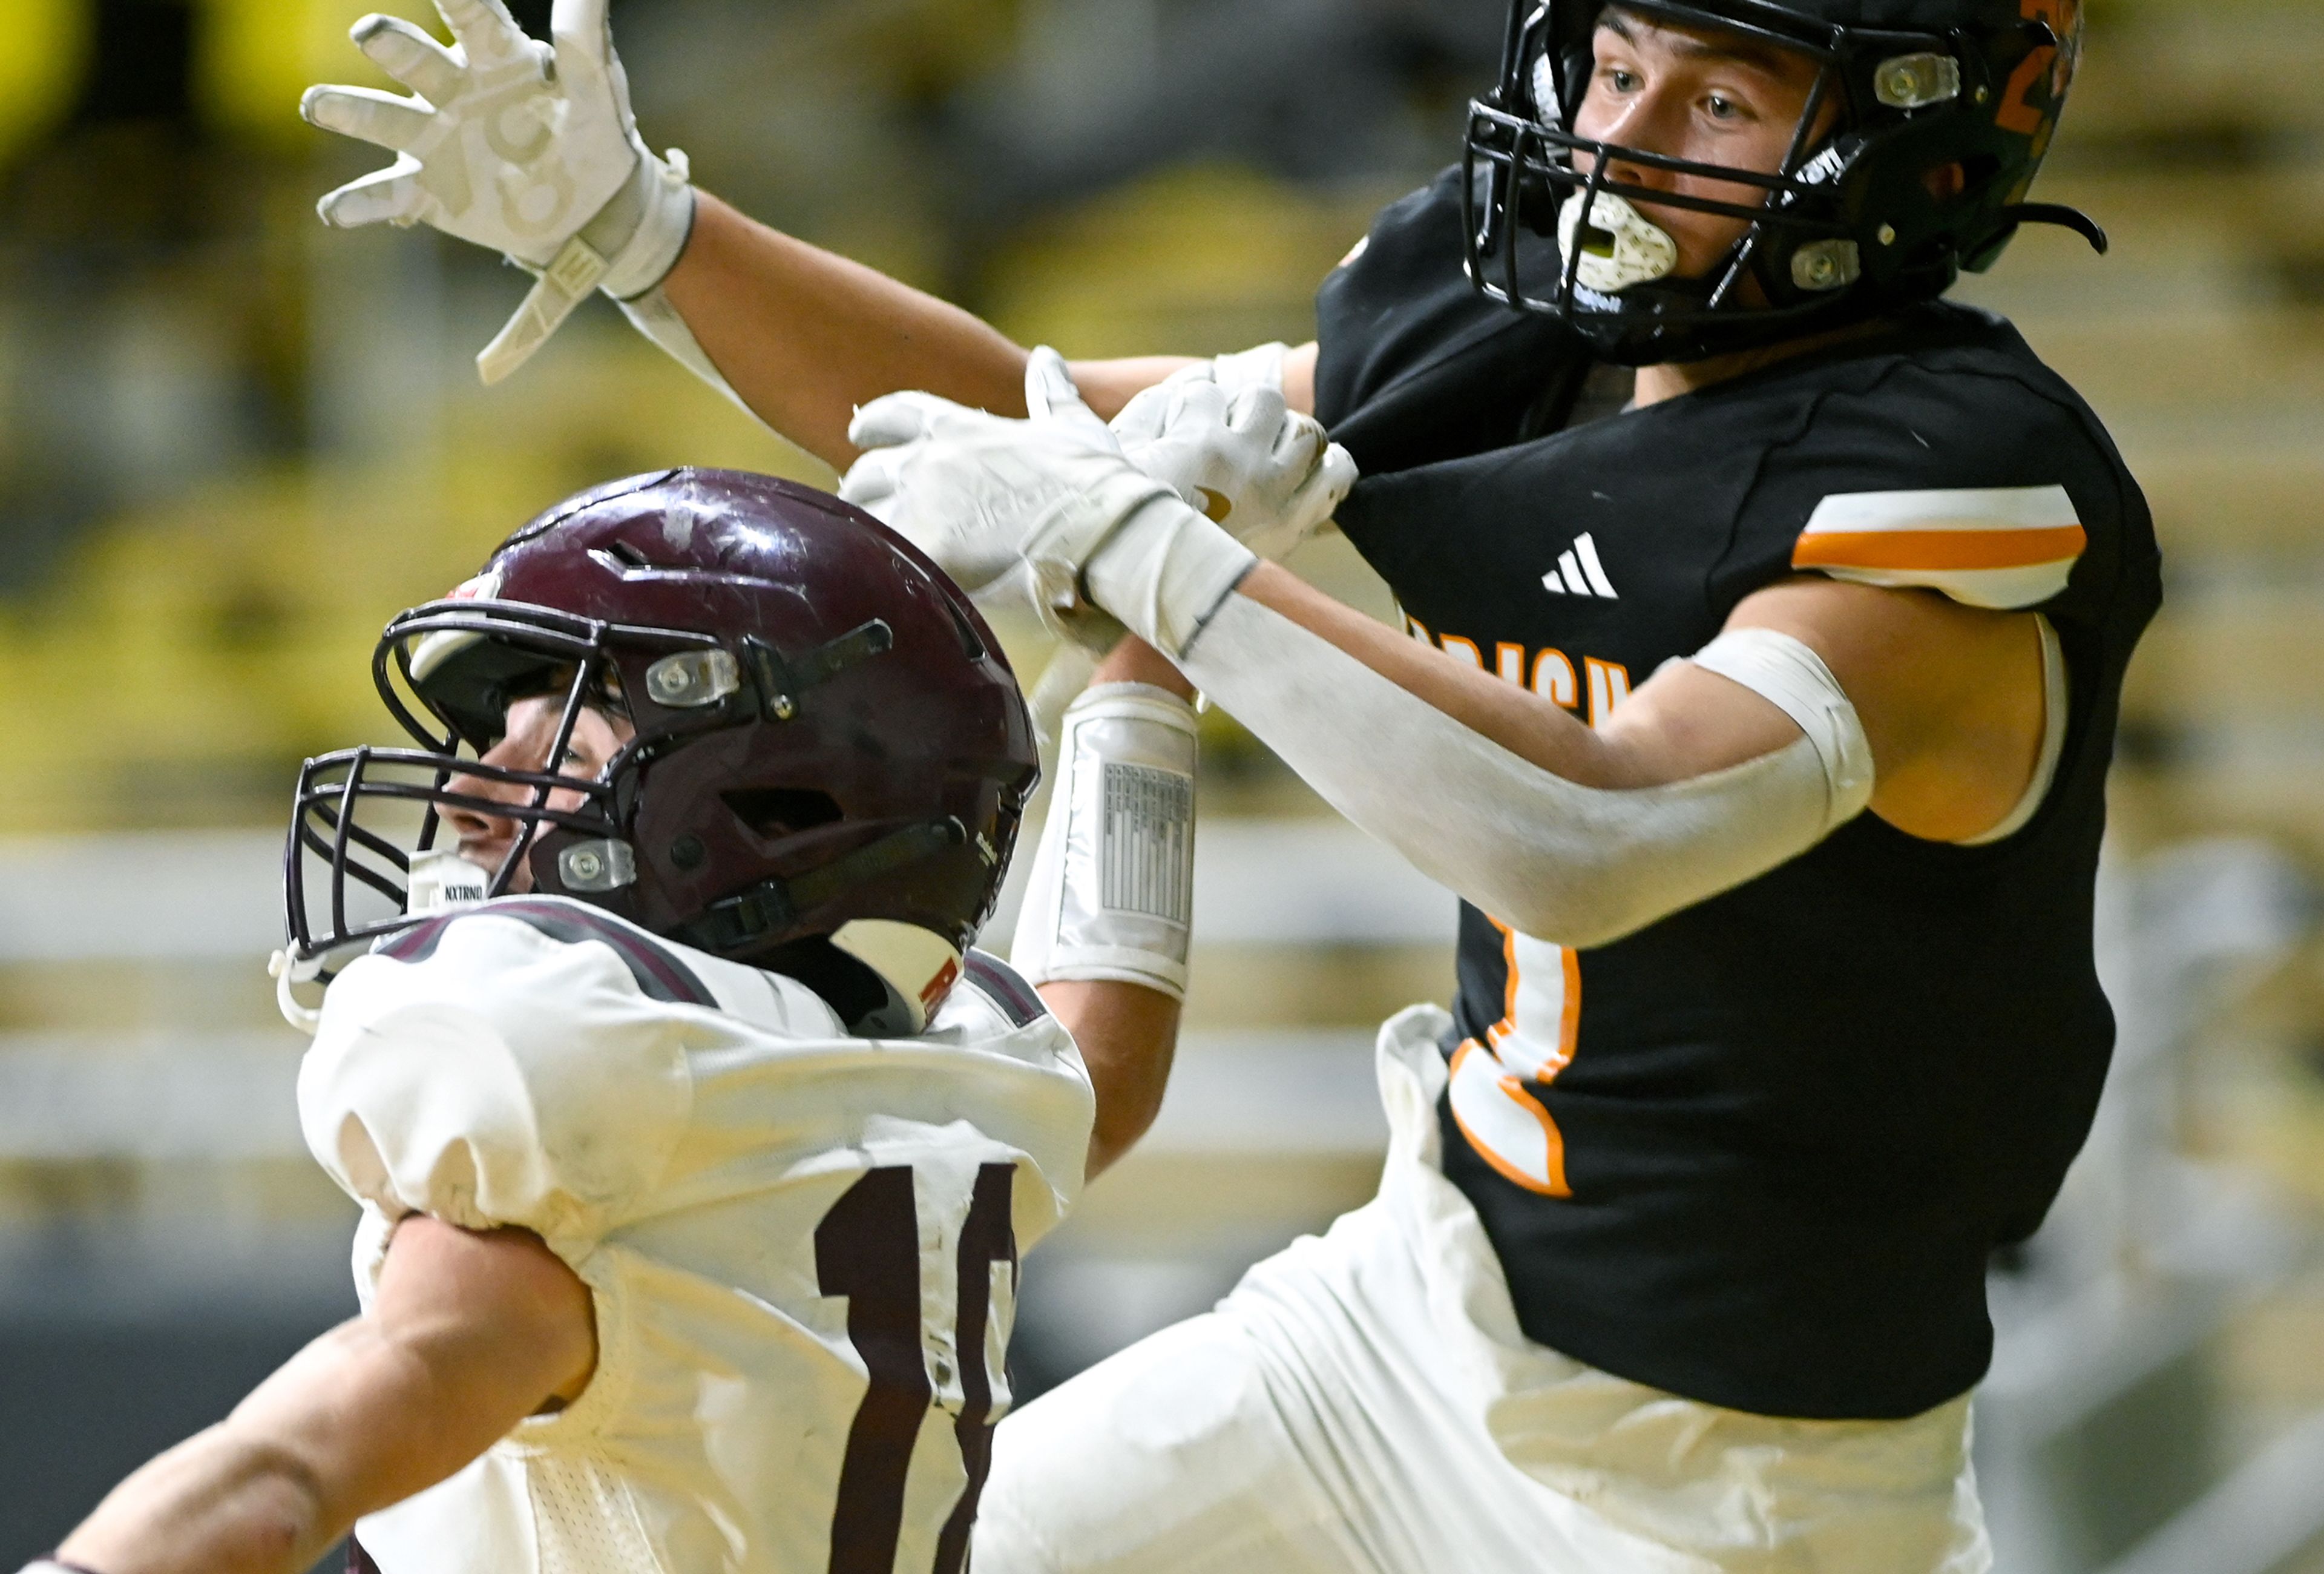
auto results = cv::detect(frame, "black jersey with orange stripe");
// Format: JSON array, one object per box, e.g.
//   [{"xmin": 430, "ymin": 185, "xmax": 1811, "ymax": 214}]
[{"xmin": 1310, "ymin": 168, "xmax": 2162, "ymax": 1421}]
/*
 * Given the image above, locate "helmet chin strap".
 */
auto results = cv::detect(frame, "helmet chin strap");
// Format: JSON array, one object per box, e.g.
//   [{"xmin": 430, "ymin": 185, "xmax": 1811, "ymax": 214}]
[{"xmin": 669, "ymin": 815, "xmax": 973, "ymax": 1033}]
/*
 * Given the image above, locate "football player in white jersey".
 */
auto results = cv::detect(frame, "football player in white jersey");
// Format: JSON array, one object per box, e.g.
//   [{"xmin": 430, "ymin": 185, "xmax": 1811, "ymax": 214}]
[{"xmin": 23, "ymin": 462, "xmax": 1316, "ymax": 1574}]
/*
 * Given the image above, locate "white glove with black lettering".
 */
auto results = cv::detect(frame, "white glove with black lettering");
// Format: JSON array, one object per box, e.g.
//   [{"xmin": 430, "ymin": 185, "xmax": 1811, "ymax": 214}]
[
  {"xmin": 840, "ymin": 349, "xmax": 1355, "ymax": 658},
  {"xmin": 301, "ymin": 0, "xmax": 694, "ymax": 383}
]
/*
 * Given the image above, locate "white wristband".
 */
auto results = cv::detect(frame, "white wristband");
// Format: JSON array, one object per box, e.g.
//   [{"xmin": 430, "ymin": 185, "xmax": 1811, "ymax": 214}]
[
  {"xmin": 1010, "ymin": 682, "xmax": 1199, "ymax": 999},
  {"xmin": 596, "ymin": 150, "xmax": 697, "ymax": 301},
  {"xmin": 475, "ymin": 149, "xmax": 695, "ymax": 385}
]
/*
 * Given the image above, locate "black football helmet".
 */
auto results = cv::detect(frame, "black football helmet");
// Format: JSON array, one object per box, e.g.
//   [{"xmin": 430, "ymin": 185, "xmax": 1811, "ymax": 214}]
[
  {"xmin": 284, "ymin": 468, "xmax": 1040, "ymax": 1033},
  {"xmin": 1462, "ymin": 0, "xmax": 2106, "ymax": 364}
]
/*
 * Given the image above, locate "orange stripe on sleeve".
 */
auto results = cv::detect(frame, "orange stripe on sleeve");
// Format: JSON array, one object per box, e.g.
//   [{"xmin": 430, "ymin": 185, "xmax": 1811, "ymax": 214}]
[{"xmin": 1793, "ymin": 525, "xmax": 2087, "ymax": 573}]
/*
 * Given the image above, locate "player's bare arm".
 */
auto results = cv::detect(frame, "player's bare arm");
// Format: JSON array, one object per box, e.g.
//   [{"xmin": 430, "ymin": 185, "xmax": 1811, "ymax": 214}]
[
  {"xmin": 658, "ymin": 194, "xmax": 1029, "ymax": 466},
  {"xmin": 640, "ymin": 196, "xmax": 1321, "ymax": 467},
  {"xmin": 53, "ymin": 1219, "xmax": 594, "ymax": 1574}
]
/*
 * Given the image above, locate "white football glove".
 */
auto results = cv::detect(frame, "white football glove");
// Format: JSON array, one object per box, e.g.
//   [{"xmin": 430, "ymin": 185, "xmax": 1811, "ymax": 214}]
[
  {"xmin": 840, "ymin": 349, "xmax": 1356, "ymax": 659},
  {"xmin": 1111, "ymin": 361, "xmax": 1350, "ymax": 561},
  {"xmin": 301, "ymin": 0, "xmax": 695, "ymax": 384},
  {"xmin": 841, "ymin": 351, "xmax": 1170, "ymax": 650}
]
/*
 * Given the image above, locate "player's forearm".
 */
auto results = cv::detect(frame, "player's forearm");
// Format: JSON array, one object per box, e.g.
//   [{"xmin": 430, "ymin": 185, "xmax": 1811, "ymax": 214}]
[
  {"xmin": 654, "ymin": 201, "xmax": 1297, "ymax": 466},
  {"xmin": 56, "ymin": 1224, "xmax": 595, "ymax": 1574},
  {"xmin": 1042, "ymin": 978, "xmax": 1181, "ymax": 1178},
  {"xmin": 54, "ymin": 1313, "xmax": 507, "ymax": 1574},
  {"xmin": 56, "ymin": 1429, "xmax": 330, "ymax": 1574},
  {"xmin": 55, "ymin": 1326, "xmax": 370, "ymax": 1574},
  {"xmin": 1012, "ymin": 640, "xmax": 1198, "ymax": 1172},
  {"xmin": 661, "ymin": 194, "xmax": 1034, "ymax": 470}
]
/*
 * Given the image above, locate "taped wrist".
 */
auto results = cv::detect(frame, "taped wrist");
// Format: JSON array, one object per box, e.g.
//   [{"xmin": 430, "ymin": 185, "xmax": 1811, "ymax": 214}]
[
  {"xmin": 1009, "ymin": 683, "xmax": 1198, "ymax": 999},
  {"xmin": 1081, "ymin": 495, "xmax": 1257, "ymax": 659},
  {"xmin": 1175, "ymin": 596, "xmax": 1871, "ymax": 948},
  {"xmin": 597, "ymin": 149, "xmax": 697, "ymax": 300}
]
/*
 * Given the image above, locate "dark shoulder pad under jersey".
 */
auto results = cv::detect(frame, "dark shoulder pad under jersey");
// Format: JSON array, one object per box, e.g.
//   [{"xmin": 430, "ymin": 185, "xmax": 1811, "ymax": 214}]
[
  {"xmin": 1713, "ymin": 305, "xmax": 2155, "ymax": 630},
  {"xmin": 376, "ymin": 897, "xmax": 717, "ymax": 1008},
  {"xmin": 1312, "ymin": 165, "xmax": 1590, "ymax": 475}
]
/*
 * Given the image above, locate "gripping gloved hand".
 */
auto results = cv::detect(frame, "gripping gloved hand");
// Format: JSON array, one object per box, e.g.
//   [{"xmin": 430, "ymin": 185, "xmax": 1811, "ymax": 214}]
[
  {"xmin": 302, "ymin": 0, "xmax": 695, "ymax": 383},
  {"xmin": 841, "ymin": 349, "xmax": 1355, "ymax": 658},
  {"xmin": 1111, "ymin": 361, "xmax": 1351, "ymax": 562}
]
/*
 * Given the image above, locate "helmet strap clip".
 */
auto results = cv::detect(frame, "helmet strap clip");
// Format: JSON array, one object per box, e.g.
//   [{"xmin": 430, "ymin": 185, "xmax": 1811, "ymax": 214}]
[{"xmin": 745, "ymin": 619, "xmax": 896, "ymax": 721}]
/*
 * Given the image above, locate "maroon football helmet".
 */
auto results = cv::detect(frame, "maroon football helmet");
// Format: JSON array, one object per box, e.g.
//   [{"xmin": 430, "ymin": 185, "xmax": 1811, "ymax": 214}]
[{"xmin": 286, "ymin": 468, "xmax": 1039, "ymax": 1032}]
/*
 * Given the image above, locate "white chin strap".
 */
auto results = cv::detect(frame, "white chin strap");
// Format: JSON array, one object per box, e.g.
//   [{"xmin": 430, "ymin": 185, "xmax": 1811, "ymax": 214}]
[{"xmin": 1558, "ymin": 189, "xmax": 1681, "ymax": 295}]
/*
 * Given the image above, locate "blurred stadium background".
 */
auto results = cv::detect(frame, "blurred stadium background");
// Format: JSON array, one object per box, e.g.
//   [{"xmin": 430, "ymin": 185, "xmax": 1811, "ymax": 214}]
[{"xmin": 1, "ymin": 0, "xmax": 2321, "ymax": 1567}]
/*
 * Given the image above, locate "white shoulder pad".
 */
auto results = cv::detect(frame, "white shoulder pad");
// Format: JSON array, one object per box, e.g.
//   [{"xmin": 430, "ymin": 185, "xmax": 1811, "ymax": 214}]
[
  {"xmin": 1791, "ymin": 484, "xmax": 2086, "ymax": 610},
  {"xmin": 298, "ymin": 900, "xmax": 701, "ymax": 1246}
]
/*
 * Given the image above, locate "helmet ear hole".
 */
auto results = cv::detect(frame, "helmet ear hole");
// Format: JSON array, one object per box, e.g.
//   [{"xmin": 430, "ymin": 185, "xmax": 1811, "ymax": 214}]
[{"xmin": 724, "ymin": 787, "xmax": 845, "ymax": 840}]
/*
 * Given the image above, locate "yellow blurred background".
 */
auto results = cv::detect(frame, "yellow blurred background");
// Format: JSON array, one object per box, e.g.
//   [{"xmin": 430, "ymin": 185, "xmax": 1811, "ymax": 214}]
[{"xmin": 0, "ymin": 1, "xmax": 2320, "ymax": 1569}]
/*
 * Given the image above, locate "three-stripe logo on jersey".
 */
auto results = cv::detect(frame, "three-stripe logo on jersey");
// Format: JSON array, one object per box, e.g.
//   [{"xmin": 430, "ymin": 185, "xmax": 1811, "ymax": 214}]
[{"xmin": 1541, "ymin": 533, "xmax": 1618, "ymax": 599}]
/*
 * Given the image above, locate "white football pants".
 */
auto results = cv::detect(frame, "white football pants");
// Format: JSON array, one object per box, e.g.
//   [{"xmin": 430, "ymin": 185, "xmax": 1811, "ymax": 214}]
[{"xmin": 975, "ymin": 1005, "xmax": 1992, "ymax": 1574}]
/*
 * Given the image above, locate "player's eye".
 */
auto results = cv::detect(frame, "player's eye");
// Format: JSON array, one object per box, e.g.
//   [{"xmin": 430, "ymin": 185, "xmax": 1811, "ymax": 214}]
[
  {"xmin": 1705, "ymin": 92, "xmax": 1747, "ymax": 121},
  {"xmin": 1604, "ymin": 67, "xmax": 1641, "ymax": 93}
]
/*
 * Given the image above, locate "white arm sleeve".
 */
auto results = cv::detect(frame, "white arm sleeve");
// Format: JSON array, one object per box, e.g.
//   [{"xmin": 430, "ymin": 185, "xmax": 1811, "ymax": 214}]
[
  {"xmin": 1175, "ymin": 599, "xmax": 1874, "ymax": 947},
  {"xmin": 616, "ymin": 285, "xmax": 766, "ymax": 426},
  {"xmin": 1010, "ymin": 683, "xmax": 1198, "ymax": 999},
  {"xmin": 297, "ymin": 913, "xmax": 694, "ymax": 1249}
]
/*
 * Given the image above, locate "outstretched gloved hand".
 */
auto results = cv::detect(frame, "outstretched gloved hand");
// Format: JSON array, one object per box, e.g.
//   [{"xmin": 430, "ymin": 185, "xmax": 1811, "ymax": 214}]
[
  {"xmin": 301, "ymin": 0, "xmax": 694, "ymax": 383},
  {"xmin": 839, "ymin": 349, "xmax": 1356, "ymax": 659}
]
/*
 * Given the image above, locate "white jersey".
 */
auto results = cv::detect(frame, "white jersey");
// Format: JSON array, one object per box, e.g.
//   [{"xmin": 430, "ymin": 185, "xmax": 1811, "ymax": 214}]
[{"xmin": 296, "ymin": 896, "xmax": 1094, "ymax": 1574}]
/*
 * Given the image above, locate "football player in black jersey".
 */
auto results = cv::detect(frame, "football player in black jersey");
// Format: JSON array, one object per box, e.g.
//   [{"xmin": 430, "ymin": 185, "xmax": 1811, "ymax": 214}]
[{"xmin": 304, "ymin": 0, "xmax": 2148, "ymax": 1567}]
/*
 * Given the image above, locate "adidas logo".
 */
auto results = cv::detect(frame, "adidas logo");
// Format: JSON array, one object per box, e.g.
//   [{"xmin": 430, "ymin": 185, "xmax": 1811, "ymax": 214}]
[{"xmin": 1541, "ymin": 533, "xmax": 1618, "ymax": 599}]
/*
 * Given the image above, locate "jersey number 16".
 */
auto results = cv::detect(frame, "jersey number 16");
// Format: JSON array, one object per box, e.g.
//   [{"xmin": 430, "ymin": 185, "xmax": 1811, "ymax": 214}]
[{"xmin": 816, "ymin": 1162, "xmax": 1018, "ymax": 1574}]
